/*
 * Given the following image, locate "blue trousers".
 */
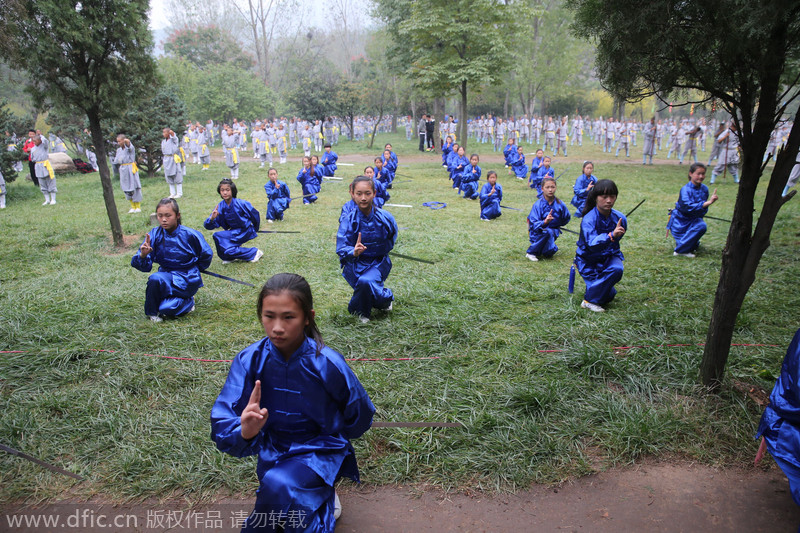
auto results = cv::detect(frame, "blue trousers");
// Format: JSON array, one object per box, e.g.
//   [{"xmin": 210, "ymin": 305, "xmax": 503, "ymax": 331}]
[
  {"xmin": 343, "ymin": 264, "xmax": 392, "ymax": 318},
  {"xmin": 213, "ymin": 228, "xmax": 258, "ymax": 261},
  {"xmin": 461, "ymin": 181, "xmax": 479, "ymax": 199},
  {"xmin": 145, "ymin": 272, "xmax": 197, "ymax": 317},
  {"xmin": 527, "ymin": 232, "xmax": 558, "ymax": 258},
  {"xmin": 579, "ymin": 256, "xmax": 623, "ymax": 306},
  {"xmin": 242, "ymin": 459, "xmax": 335, "ymax": 533},
  {"xmin": 672, "ymin": 219, "xmax": 706, "ymax": 254}
]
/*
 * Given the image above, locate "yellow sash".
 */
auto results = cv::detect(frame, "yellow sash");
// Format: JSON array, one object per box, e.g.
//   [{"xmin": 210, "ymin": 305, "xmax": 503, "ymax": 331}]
[
  {"xmin": 173, "ymin": 154, "xmax": 182, "ymax": 164},
  {"xmin": 42, "ymin": 160, "xmax": 55, "ymax": 179},
  {"xmin": 318, "ymin": 132, "xmax": 324, "ymax": 139},
  {"xmin": 122, "ymin": 161, "xmax": 139, "ymax": 174},
  {"xmin": 201, "ymin": 144, "xmax": 207, "ymax": 154},
  {"xmin": 179, "ymin": 147, "xmax": 186, "ymax": 162},
  {"xmin": 228, "ymin": 148, "xmax": 238, "ymax": 165}
]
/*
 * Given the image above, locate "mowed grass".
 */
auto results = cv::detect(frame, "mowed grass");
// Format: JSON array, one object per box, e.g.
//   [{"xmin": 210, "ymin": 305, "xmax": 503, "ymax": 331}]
[{"xmin": 0, "ymin": 133, "xmax": 798, "ymax": 503}]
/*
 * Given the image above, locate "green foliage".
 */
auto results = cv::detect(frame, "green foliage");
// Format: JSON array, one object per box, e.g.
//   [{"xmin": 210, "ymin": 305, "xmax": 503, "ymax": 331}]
[
  {"xmin": 567, "ymin": 0, "xmax": 800, "ymax": 107},
  {"xmin": 164, "ymin": 25, "xmax": 254, "ymax": 70},
  {"xmin": 505, "ymin": 0, "xmax": 595, "ymax": 116},
  {"xmin": 159, "ymin": 58, "xmax": 276, "ymax": 123},
  {"xmin": 46, "ymin": 107, "xmax": 90, "ymax": 154},
  {"xmin": 0, "ymin": 0, "xmax": 157, "ymax": 123},
  {"xmin": 285, "ymin": 69, "xmax": 341, "ymax": 122},
  {"xmin": 0, "ymin": 101, "xmax": 21, "ymax": 182},
  {"xmin": 193, "ymin": 63, "xmax": 278, "ymax": 122}
]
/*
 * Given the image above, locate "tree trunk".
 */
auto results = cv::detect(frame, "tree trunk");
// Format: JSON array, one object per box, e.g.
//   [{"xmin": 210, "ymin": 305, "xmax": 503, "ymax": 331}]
[
  {"xmin": 700, "ymin": 104, "xmax": 800, "ymax": 389},
  {"xmin": 433, "ymin": 98, "xmax": 442, "ymax": 148},
  {"xmin": 87, "ymin": 112, "xmax": 123, "ymax": 247},
  {"xmin": 459, "ymin": 80, "xmax": 468, "ymax": 151}
]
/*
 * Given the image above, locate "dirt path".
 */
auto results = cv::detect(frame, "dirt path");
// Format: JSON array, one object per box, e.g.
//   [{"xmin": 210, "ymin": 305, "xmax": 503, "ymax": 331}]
[{"xmin": 2, "ymin": 462, "xmax": 797, "ymax": 532}]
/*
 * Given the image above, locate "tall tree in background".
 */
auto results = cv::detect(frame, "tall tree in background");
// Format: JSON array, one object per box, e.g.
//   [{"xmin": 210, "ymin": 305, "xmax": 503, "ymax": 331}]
[
  {"xmin": 509, "ymin": 0, "xmax": 591, "ymax": 116},
  {"xmin": 234, "ymin": 0, "xmax": 298, "ymax": 84},
  {"xmin": 376, "ymin": 0, "xmax": 514, "ymax": 149},
  {"xmin": 164, "ymin": 26, "xmax": 254, "ymax": 70},
  {"xmin": 569, "ymin": 0, "xmax": 800, "ymax": 390},
  {"xmin": 0, "ymin": 0, "xmax": 157, "ymax": 247}
]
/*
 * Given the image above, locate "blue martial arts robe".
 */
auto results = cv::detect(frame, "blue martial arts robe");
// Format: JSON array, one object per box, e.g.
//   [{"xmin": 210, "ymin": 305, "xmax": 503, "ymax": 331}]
[
  {"xmin": 204, "ymin": 198, "xmax": 261, "ymax": 261},
  {"xmin": 503, "ymin": 143, "xmax": 516, "ymax": 166},
  {"xmin": 667, "ymin": 181, "xmax": 709, "ymax": 254},
  {"xmin": 320, "ymin": 151, "xmax": 338, "ymax": 177},
  {"xmin": 479, "ymin": 182, "xmax": 502, "ymax": 220},
  {"xmin": 527, "ymin": 197, "xmax": 571, "ymax": 258},
  {"xmin": 373, "ymin": 177, "xmax": 389, "ymax": 207},
  {"xmin": 441, "ymin": 141, "xmax": 453, "ymax": 165},
  {"xmin": 461, "ymin": 164, "xmax": 482, "ymax": 199},
  {"xmin": 211, "ymin": 336, "xmax": 375, "ymax": 533},
  {"xmin": 575, "ymin": 207, "xmax": 626, "ymax": 306},
  {"xmin": 336, "ymin": 206, "xmax": 398, "ymax": 319},
  {"xmin": 381, "ymin": 154, "xmax": 397, "ymax": 175},
  {"xmin": 130, "ymin": 225, "xmax": 213, "ymax": 317},
  {"xmin": 296, "ymin": 168, "xmax": 321, "ymax": 204},
  {"xmin": 449, "ymin": 155, "xmax": 468, "ymax": 191},
  {"xmin": 511, "ymin": 152, "xmax": 528, "ymax": 179},
  {"xmin": 264, "ymin": 180, "xmax": 292, "ymax": 221},
  {"xmin": 571, "ymin": 173, "xmax": 598, "ymax": 216},
  {"xmin": 374, "ymin": 164, "xmax": 395, "ymax": 188},
  {"xmin": 756, "ymin": 328, "xmax": 800, "ymax": 507},
  {"xmin": 529, "ymin": 156, "xmax": 544, "ymax": 187},
  {"xmin": 530, "ymin": 165, "xmax": 554, "ymax": 196}
]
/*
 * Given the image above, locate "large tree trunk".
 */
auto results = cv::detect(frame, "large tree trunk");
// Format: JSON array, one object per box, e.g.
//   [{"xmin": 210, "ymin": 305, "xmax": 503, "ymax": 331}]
[
  {"xmin": 700, "ymin": 99, "xmax": 800, "ymax": 390},
  {"xmin": 459, "ymin": 80, "xmax": 468, "ymax": 150},
  {"xmin": 433, "ymin": 98, "xmax": 442, "ymax": 148},
  {"xmin": 87, "ymin": 111, "xmax": 123, "ymax": 247}
]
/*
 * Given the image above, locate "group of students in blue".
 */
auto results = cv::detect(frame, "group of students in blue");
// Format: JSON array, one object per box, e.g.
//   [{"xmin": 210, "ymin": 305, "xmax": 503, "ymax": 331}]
[
  {"xmin": 121, "ymin": 129, "xmax": 799, "ymax": 531},
  {"xmin": 440, "ymin": 135, "xmax": 504, "ymax": 220}
]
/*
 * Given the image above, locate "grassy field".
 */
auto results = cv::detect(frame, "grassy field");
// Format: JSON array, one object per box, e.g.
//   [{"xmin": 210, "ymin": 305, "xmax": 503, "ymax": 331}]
[{"xmin": 0, "ymin": 132, "xmax": 797, "ymax": 503}]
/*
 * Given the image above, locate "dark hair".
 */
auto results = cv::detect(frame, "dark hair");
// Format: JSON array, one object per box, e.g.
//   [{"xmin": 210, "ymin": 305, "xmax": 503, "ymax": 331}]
[
  {"xmin": 351, "ymin": 175, "xmax": 375, "ymax": 192},
  {"xmin": 688, "ymin": 162, "xmax": 706, "ymax": 178},
  {"xmin": 324, "ymin": 143, "xmax": 331, "ymax": 148},
  {"xmin": 374, "ymin": 156, "xmax": 382, "ymax": 164},
  {"xmin": 470, "ymin": 153, "xmax": 479, "ymax": 160},
  {"xmin": 217, "ymin": 178, "xmax": 238, "ymax": 197},
  {"xmin": 582, "ymin": 179, "xmax": 618, "ymax": 216},
  {"xmin": 257, "ymin": 273, "xmax": 324, "ymax": 356},
  {"xmin": 486, "ymin": 170, "xmax": 498, "ymax": 180},
  {"xmin": 582, "ymin": 160, "xmax": 593, "ymax": 174},
  {"xmin": 28, "ymin": 129, "xmax": 36, "ymax": 134},
  {"xmin": 156, "ymin": 197, "xmax": 181, "ymax": 225}
]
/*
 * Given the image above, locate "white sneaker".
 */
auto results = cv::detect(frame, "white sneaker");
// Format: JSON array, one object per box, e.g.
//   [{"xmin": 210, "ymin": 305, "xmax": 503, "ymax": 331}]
[
  {"xmin": 168, "ymin": 194, "xmax": 175, "ymax": 199},
  {"xmin": 673, "ymin": 251, "xmax": 696, "ymax": 258},
  {"xmin": 221, "ymin": 260, "xmax": 232, "ymax": 264},
  {"xmin": 148, "ymin": 315, "xmax": 163, "ymax": 323},
  {"xmin": 526, "ymin": 253, "xmax": 539, "ymax": 262},
  {"xmin": 334, "ymin": 491, "xmax": 342, "ymax": 520},
  {"xmin": 42, "ymin": 200, "xmax": 50, "ymax": 206},
  {"xmin": 190, "ymin": 305, "xmax": 195, "ymax": 313},
  {"xmin": 251, "ymin": 249, "xmax": 264, "ymax": 262},
  {"xmin": 174, "ymin": 194, "xmax": 182, "ymax": 199},
  {"xmin": 581, "ymin": 300, "xmax": 605, "ymax": 312},
  {"xmin": 359, "ymin": 316, "xmax": 370, "ymax": 324},
  {"xmin": 49, "ymin": 199, "xmax": 56, "ymax": 205},
  {"xmin": 128, "ymin": 208, "xmax": 136, "ymax": 213},
  {"xmin": 385, "ymin": 302, "xmax": 393, "ymax": 312},
  {"xmin": 134, "ymin": 208, "xmax": 141, "ymax": 213},
  {"xmin": 267, "ymin": 219, "xmax": 274, "ymax": 224}
]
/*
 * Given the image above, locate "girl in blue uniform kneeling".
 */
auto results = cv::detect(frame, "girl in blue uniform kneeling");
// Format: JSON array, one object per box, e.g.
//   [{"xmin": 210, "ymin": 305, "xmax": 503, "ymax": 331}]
[
  {"xmin": 336, "ymin": 176, "xmax": 398, "ymax": 323},
  {"xmin": 667, "ymin": 163, "xmax": 718, "ymax": 258},
  {"xmin": 131, "ymin": 198, "xmax": 213, "ymax": 322},
  {"xmin": 479, "ymin": 170, "xmax": 502, "ymax": 220},
  {"xmin": 574, "ymin": 179, "xmax": 627, "ymax": 312},
  {"xmin": 204, "ymin": 179, "xmax": 263, "ymax": 263},
  {"xmin": 211, "ymin": 273, "xmax": 375, "ymax": 532},
  {"xmin": 265, "ymin": 168, "xmax": 292, "ymax": 222},
  {"xmin": 526, "ymin": 177, "xmax": 571, "ymax": 261}
]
